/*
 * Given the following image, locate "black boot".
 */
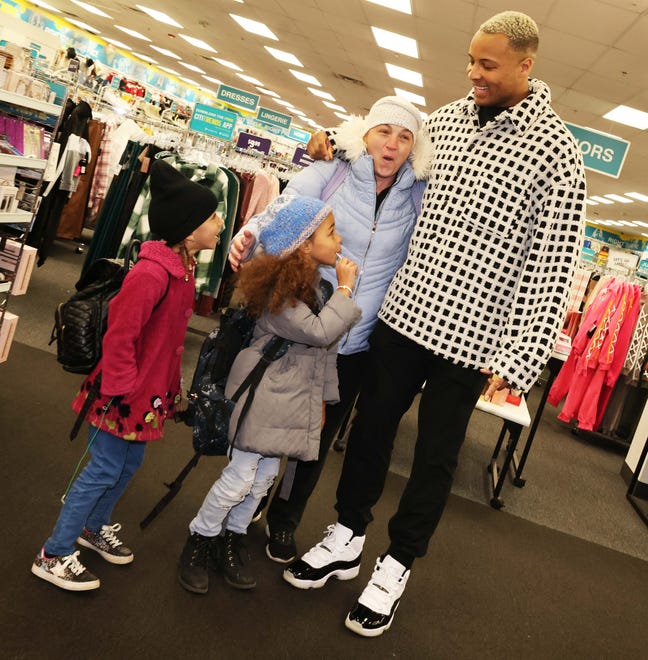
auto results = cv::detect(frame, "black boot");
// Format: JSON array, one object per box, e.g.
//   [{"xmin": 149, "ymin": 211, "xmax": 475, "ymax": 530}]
[
  {"xmin": 178, "ymin": 532, "xmax": 214, "ymax": 594},
  {"xmin": 218, "ymin": 530, "xmax": 256, "ymax": 590}
]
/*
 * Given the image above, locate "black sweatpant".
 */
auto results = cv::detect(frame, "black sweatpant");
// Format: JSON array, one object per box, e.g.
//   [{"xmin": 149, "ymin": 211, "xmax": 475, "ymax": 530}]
[
  {"xmin": 335, "ymin": 321, "xmax": 485, "ymax": 569},
  {"xmin": 266, "ymin": 351, "xmax": 369, "ymax": 533}
]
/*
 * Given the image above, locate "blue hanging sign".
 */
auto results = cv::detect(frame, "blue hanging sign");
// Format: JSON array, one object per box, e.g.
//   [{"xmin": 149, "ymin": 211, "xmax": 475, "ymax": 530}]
[
  {"xmin": 256, "ymin": 106, "xmax": 292, "ymax": 130},
  {"xmin": 217, "ymin": 84, "xmax": 259, "ymax": 112},
  {"xmin": 565, "ymin": 122, "xmax": 630, "ymax": 179},
  {"xmin": 288, "ymin": 127, "xmax": 311, "ymax": 144},
  {"xmin": 189, "ymin": 103, "xmax": 237, "ymax": 140}
]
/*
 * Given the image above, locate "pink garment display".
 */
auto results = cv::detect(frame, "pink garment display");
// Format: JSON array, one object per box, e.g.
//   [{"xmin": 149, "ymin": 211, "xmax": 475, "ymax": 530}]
[{"xmin": 549, "ymin": 278, "xmax": 642, "ymax": 431}]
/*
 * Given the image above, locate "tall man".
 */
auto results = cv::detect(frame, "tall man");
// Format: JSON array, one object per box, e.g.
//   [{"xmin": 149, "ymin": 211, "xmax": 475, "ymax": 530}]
[{"xmin": 284, "ymin": 11, "xmax": 586, "ymax": 638}]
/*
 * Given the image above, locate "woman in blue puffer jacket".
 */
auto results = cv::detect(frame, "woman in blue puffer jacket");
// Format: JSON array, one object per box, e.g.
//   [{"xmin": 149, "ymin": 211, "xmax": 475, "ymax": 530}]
[{"xmin": 229, "ymin": 96, "xmax": 433, "ymax": 563}]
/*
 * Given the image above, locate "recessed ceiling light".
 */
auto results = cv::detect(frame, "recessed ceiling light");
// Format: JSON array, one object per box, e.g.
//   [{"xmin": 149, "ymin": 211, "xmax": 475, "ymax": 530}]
[
  {"xmin": 265, "ymin": 47, "xmax": 303, "ymax": 67},
  {"xmin": 367, "ymin": 0, "xmax": 412, "ymax": 13},
  {"xmin": 180, "ymin": 62, "xmax": 206, "ymax": 74},
  {"xmin": 308, "ymin": 87, "xmax": 335, "ymax": 101},
  {"xmin": 230, "ymin": 14, "xmax": 278, "ymax": 40},
  {"xmin": 625, "ymin": 192, "xmax": 648, "ymax": 202},
  {"xmin": 150, "ymin": 45, "xmax": 181, "ymax": 59},
  {"xmin": 290, "ymin": 70, "xmax": 321, "ymax": 86},
  {"xmin": 291, "ymin": 108, "xmax": 306, "ymax": 117},
  {"xmin": 213, "ymin": 58, "xmax": 243, "ymax": 71},
  {"xmin": 136, "ymin": 6, "xmax": 183, "ymax": 28},
  {"xmin": 589, "ymin": 195, "xmax": 614, "ymax": 205},
  {"xmin": 237, "ymin": 73, "xmax": 263, "ymax": 86},
  {"xmin": 159, "ymin": 66, "xmax": 180, "ymax": 76},
  {"xmin": 29, "ymin": 1, "xmax": 60, "ymax": 13},
  {"xmin": 585, "ymin": 200, "xmax": 599, "ymax": 206},
  {"xmin": 275, "ymin": 99, "xmax": 295, "ymax": 108},
  {"xmin": 70, "ymin": 1, "xmax": 112, "ymax": 18},
  {"xmin": 394, "ymin": 87, "xmax": 425, "ymax": 106},
  {"xmin": 180, "ymin": 77, "xmax": 200, "ymax": 87},
  {"xmin": 385, "ymin": 63, "xmax": 423, "ymax": 87},
  {"xmin": 69, "ymin": 19, "xmax": 101, "ymax": 34},
  {"xmin": 257, "ymin": 87, "xmax": 281, "ymax": 98},
  {"xmin": 131, "ymin": 52, "xmax": 158, "ymax": 64},
  {"xmin": 634, "ymin": 220, "xmax": 648, "ymax": 227},
  {"xmin": 104, "ymin": 38, "xmax": 132, "ymax": 51},
  {"xmin": 116, "ymin": 26, "xmax": 151, "ymax": 41},
  {"xmin": 618, "ymin": 221, "xmax": 638, "ymax": 226},
  {"xmin": 371, "ymin": 26, "xmax": 418, "ymax": 58},
  {"xmin": 323, "ymin": 101, "xmax": 346, "ymax": 112},
  {"xmin": 642, "ymin": 233, "xmax": 648, "ymax": 238},
  {"xmin": 603, "ymin": 105, "xmax": 648, "ymax": 130},
  {"xmin": 335, "ymin": 112, "xmax": 352, "ymax": 121},
  {"xmin": 202, "ymin": 75, "xmax": 223, "ymax": 85},
  {"xmin": 179, "ymin": 35, "xmax": 217, "ymax": 53},
  {"xmin": 604, "ymin": 194, "xmax": 633, "ymax": 203}
]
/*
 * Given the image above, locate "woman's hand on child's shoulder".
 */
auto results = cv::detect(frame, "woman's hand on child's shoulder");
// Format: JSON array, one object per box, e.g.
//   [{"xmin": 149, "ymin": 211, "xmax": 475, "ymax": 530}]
[{"xmin": 336, "ymin": 257, "xmax": 358, "ymax": 295}]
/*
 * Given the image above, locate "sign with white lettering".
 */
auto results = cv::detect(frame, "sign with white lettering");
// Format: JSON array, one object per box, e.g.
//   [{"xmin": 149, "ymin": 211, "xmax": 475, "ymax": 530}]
[
  {"xmin": 257, "ymin": 106, "xmax": 292, "ymax": 130},
  {"xmin": 288, "ymin": 127, "xmax": 311, "ymax": 144},
  {"xmin": 236, "ymin": 131, "xmax": 271, "ymax": 154},
  {"xmin": 217, "ymin": 84, "xmax": 259, "ymax": 112},
  {"xmin": 565, "ymin": 122, "xmax": 630, "ymax": 178},
  {"xmin": 190, "ymin": 103, "xmax": 237, "ymax": 140},
  {"xmin": 292, "ymin": 147, "xmax": 314, "ymax": 166}
]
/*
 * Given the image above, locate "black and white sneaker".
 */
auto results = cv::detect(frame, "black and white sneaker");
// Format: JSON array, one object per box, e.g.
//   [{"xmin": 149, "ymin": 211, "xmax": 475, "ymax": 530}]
[
  {"xmin": 250, "ymin": 495, "xmax": 269, "ymax": 524},
  {"xmin": 345, "ymin": 554, "xmax": 410, "ymax": 637},
  {"xmin": 31, "ymin": 548, "xmax": 100, "ymax": 591},
  {"xmin": 283, "ymin": 523, "xmax": 364, "ymax": 589},
  {"xmin": 77, "ymin": 523, "xmax": 134, "ymax": 564},
  {"xmin": 265, "ymin": 525, "xmax": 297, "ymax": 563}
]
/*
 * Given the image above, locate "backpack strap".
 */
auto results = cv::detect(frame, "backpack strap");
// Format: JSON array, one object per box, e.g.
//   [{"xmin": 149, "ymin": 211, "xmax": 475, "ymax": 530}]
[
  {"xmin": 228, "ymin": 335, "xmax": 291, "ymax": 456},
  {"xmin": 321, "ymin": 160, "xmax": 349, "ymax": 202}
]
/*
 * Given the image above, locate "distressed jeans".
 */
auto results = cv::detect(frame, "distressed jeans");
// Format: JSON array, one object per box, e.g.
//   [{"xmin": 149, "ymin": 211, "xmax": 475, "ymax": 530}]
[{"xmin": 190, "ymin": 448, "xmax": 281, "ymax": 537}]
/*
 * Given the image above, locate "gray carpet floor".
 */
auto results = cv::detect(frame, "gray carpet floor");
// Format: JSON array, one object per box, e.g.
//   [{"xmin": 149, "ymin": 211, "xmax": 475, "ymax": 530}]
[{"xmin": 1, "ymin": 238, "xmax": 647, "ymax": 658}]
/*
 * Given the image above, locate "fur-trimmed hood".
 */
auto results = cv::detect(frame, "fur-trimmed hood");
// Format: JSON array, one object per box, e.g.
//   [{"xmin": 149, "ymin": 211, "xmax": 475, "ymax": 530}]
[{"xmin": 332, "ymin": 115, "xmax": 433, "ymax": 180}]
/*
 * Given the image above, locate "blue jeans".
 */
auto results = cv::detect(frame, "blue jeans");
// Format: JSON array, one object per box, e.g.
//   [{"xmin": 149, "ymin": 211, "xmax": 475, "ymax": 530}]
[
  {"xmin": 190, "ymin": 448, "xmax": 281, "ymax": 537},
  {"xmin": 44, "ymin": 426, "xmax": 146, "ymax": 557}
]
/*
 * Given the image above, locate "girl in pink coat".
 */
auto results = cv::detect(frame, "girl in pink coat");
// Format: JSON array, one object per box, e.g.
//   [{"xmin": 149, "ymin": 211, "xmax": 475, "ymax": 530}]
[{"xmin": 32, "ymin": 160, "xmax": 224, "ymax": 592}]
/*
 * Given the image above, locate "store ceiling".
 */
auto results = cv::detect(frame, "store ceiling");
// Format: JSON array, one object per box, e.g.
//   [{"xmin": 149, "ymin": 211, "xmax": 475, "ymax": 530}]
[{"xmin": 33, "ymin": 0, "xmax": 648, "ymax": 238}]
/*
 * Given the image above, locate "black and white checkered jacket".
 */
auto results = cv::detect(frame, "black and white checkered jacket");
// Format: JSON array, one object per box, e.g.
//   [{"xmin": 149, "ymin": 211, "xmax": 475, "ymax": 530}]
[{"xmin": 378, "ymin": 79, "xmax": 587, "ymax": 391}]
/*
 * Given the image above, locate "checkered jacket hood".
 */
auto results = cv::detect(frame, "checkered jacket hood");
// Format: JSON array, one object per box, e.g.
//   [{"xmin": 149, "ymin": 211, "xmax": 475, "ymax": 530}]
[{"xmin": 377, "ymin": 79, "xmax": 587, "ymax": 391}]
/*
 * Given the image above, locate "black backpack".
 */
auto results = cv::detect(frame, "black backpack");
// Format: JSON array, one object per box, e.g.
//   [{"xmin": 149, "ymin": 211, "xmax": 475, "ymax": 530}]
[
  {"xmin": 139, "ymin": 306, "xmax": 290, "ymax": 529},
  {"xmin": 49, "ymin": 240, "xmax": 168, "ymax": 375}
]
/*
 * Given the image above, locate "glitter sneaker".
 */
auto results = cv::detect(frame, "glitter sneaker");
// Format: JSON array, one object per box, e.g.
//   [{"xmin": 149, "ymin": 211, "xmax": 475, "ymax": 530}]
[
  {"xmin": 77, "ymin": 523, "xmax": 134, "ymax": 564},
  {"xmin": 31, "ymin": 548, "xmax": 100, "ymax": 591}
]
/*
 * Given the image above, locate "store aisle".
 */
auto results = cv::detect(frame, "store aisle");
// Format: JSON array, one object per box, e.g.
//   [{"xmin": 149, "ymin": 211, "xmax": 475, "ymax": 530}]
[{"xmin": 1, "ymin": 342, "xmax": 648, "ymax": 659}]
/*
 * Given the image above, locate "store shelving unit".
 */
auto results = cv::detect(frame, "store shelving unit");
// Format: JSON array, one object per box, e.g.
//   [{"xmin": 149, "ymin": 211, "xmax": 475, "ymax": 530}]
[{"xmin": 0, "ymin": 86, "xmax": 66, "ymax": 362}]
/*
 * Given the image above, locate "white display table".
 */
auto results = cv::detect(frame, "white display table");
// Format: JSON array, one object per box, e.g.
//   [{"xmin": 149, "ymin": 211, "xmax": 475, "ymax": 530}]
[{"xmin": 475, "ymin": 395, "xmax": 531, "ymax": 509}]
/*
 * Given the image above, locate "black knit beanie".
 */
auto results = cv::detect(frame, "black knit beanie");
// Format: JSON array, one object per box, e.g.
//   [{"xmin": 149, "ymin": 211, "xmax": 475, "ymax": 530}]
[{"xmin": 148, "ymin": 160, "xmax": 218, "ymax": 245}]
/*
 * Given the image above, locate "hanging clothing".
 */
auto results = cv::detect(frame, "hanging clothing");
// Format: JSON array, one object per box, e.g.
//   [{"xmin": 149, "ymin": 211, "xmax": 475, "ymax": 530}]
[{"xmin": 548, "ymin": 279, "xmax": 642, "ymax": 431}]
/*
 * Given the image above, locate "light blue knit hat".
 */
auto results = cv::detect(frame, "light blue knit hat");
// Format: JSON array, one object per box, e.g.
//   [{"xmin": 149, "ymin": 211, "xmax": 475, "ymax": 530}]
[{"xmin": 258, "ymin": 194, "xmax": 333, "ymax": 257}]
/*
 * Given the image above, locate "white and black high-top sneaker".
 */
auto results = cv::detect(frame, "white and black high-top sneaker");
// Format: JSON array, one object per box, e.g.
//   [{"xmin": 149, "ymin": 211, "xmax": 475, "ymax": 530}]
[
  {"xmin": 283, "ymin": 522, "xmax": 364, "ymax": 589},
  {"xmin": 345, "ymin": 554, "xmax": 410, "ymax": 637}
]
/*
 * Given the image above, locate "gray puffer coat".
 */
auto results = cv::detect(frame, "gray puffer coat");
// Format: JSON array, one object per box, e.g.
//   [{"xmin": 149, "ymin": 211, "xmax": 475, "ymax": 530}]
[{"xmin": 225, "ymin": 287, "xmax": 361, "ymax": 461}]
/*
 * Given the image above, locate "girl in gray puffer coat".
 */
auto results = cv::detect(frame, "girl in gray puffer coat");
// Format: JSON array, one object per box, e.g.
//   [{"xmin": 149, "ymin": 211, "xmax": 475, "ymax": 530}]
[{"xmin": 178, "ymin": 195, "xmax": 361, "ymax": 594}]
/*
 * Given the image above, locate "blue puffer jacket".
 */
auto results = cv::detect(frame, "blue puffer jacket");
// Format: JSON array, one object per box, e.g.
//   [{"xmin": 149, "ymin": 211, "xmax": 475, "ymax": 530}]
[{"xmin": 284, "ymin": 156, "xmax": 425, "ymax": 354}]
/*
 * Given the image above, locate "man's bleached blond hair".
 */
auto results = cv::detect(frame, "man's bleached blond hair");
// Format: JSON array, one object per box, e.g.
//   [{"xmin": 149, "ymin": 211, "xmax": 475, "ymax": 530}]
[{"xmin": 479, "ymin": 11, "xmax": 539, "ymax": 56}]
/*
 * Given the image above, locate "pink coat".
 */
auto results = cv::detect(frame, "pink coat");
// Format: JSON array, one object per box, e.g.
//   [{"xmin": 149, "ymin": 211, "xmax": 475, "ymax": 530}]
[{"xmin": 72, "ymin": 241, "xmax": 195, "ymax": 441}]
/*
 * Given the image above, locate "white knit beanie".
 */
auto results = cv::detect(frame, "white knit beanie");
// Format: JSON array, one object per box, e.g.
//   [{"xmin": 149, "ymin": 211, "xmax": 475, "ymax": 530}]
[{"xmin": 364, "ymin": 96, "xmax": 422, "ymax": 142}]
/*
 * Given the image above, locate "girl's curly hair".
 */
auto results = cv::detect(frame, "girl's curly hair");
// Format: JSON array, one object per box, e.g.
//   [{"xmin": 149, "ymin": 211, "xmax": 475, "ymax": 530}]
[{"xmin": 235, "ymin": 248, "xmax": 320, "ymax": 317}]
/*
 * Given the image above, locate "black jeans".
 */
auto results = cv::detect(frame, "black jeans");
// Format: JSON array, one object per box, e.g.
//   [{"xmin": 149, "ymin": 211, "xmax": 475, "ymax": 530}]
[
  {"xmin": 266, "ymin": 351, "xmax": 369, "ymax": 533},
  {"xmin": 335, "ymin": 321, "xmax": 485, "ymax": 569}
]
